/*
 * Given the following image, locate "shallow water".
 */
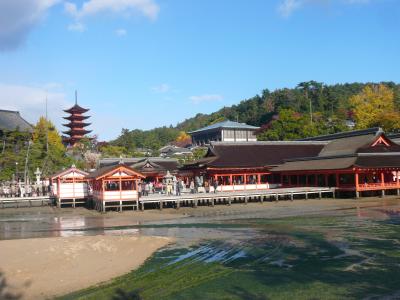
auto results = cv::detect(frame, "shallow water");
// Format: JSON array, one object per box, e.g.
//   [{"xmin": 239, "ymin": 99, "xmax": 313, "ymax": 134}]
[{"xmin": 50, "ymin": 202, "xmax": 400, "ymax": 300}]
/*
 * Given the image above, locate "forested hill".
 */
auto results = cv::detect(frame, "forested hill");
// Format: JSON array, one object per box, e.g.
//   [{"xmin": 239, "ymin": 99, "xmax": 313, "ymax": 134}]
[{"xmin": 111, "ymin": 81, "xmax": 400, "ymax": 152}]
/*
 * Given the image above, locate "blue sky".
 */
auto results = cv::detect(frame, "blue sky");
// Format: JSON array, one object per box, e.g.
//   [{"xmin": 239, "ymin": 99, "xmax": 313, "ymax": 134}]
[{"xmin": 0, "ymin": 0, "xmax": 399, "ymax": 140}]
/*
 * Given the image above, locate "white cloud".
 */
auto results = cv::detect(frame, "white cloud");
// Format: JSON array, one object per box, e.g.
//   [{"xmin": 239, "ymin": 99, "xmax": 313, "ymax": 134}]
[
  {"xmin": 65, "ymin": 0, "xmax": 160, "ymax": 20},
  {"xmin": 115, "ymin": 28, "xmax": 127, "ymax": 36},
  {"xmin": 277, "ymin": 0, "xmax": 371, "ymax": 17},
  {"xmin": 0, "ymin": 83, "xmax": 72, "ymax": 131},
  {"xmin": 152, "ymin": 83, "xmax": 170, "ymax": 93},
  {"xmin": 67, "ymin": 22, "xmax": 86, "ymax": 32},
  {"xmin": 277, "ymin": 0, "xmax": 303, "ymax": 18},
  {"xmin": 0, "ymin": 0, "xmax": 60, "ymax": 51},
  {"xmin": 64, "ymin": 1, "xmax": 78, "ymax": 15},
  {"xmin": 189, "ymin": 94, "xmax": 224, "ymax": 104}
]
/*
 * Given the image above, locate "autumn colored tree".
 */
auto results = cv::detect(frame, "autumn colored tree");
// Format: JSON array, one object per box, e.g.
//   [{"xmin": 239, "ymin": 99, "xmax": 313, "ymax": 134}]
[
  {"xmin": 30, "ymin": 117, "xmax": 74, "ymax": 177},
  {"xmin": 350, "ymin": 84, "xmax": 400, "ymax": 131},
  {"xmin": 173, "ymin": 131, "xmax": 191, "ymax": 147}
]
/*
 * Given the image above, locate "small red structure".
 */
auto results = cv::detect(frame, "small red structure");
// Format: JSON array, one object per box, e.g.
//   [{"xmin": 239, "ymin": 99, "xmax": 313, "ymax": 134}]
[
  {"xmin": 87, "ymin": 164, "xmax": 145, "ymax": 212},
  {"xmin": 50, "ymin": 165, "xmax": 89, "ymax": 208},
  {"xmin": 62, "ymin": 92, "xmax": 92, "ymax": 147}
]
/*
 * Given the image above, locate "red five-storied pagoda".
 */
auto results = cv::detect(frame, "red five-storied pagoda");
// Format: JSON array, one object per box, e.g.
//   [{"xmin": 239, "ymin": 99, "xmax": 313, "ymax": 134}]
[{"xmin": 62, "ymin": 91, "xmax": 92, "ymax": 147}]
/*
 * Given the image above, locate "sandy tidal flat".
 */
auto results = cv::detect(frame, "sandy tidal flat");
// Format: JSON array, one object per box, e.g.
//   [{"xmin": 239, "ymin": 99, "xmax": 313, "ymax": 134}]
[{"xmin": 0, "ymin": 235, "xmax": 171, "ymax": 299}]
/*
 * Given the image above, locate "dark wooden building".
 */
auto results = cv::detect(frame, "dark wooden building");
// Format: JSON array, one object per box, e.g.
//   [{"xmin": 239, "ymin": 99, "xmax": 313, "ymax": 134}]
[
  {"xmin": 180, "ymin": 141, "xmax": 326, "ymax": 192},
  {"xmin": 273, "ymin": 128, "xmax": 400, "ymax": 197}
]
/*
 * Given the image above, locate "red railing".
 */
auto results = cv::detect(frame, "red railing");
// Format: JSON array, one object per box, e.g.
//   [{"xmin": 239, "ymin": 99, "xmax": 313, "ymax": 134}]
[{"xmin": 357, "ymin": 182, "xmax": 399, "ymax": 190}]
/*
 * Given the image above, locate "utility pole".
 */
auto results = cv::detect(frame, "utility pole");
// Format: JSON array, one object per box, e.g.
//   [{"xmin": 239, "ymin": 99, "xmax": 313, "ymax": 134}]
[
  {"xmin": 24, "ymin": 141, "xmax": 32, "ymax": 185},
  {"xmin": 45, "ymin": 96, "xmax": 49, "ymax": 154},
  {"xmin": 306, "ymin": 89, "xmax": 313, "ymax": 125}
]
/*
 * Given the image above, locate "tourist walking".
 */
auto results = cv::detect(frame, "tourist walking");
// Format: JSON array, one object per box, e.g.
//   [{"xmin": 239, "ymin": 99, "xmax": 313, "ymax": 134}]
[
  {"xmin": 138, "ymin": 183, "xmax": 142, "ymax": 197},
  {"xmin": 213, "ymin": 180, "xmax": 218, "ymax": 193},
  {"xmin": 176, "ymin": 179, "xmax": 181, "ymax": 196},
  {"xmin": 26, "ymin": 185, "xmax": 32, "ymax": 197},
  {"xmin": 190, "ymin": 180, "xmax": 195, "ymax": 194},
  {"xmin": 19, "ymin": 185, "xmax": 25, "ymax": 198}
]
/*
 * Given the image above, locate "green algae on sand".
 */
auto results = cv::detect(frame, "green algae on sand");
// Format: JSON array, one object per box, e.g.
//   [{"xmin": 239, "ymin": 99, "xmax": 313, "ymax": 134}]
[{"xmin": 59, "ymin": 211, "xmax": 400, "ymax": 300}]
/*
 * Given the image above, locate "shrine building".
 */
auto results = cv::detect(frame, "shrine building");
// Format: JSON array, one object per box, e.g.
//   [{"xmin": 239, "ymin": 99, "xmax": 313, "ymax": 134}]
[
  {"xmin": 180, "ymin": 141, "xmax": 326, "ymax": 192},
  {"xmin": 50, "ymin": 165, "xmax": 89, "ymax": 208},
  {"xmin": 188, "ymin": 120, "xmax": 260, "ymax": 146},
  {"xmin": 181, "ymin": 127, "xmax": 400, "ymax": 197},
  {"xmin": 273, "ymin": 128, "xmax": 400, "ymax": 197},
  {"xmin": 87, "ymin": 163, "xmax": 145, "ymax": 212}
]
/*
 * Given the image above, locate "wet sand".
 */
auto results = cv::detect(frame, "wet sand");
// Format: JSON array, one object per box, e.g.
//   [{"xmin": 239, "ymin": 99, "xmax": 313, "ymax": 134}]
[{"xmin": 0, "ymin": 235, "xmax": 172, "ymax": 300}]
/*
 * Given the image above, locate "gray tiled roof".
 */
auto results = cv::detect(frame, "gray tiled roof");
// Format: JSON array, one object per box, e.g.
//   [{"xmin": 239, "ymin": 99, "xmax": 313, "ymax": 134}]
[
  {"xmin": 0, "ymin": 110, "xmax": 33, "ymax": 132},
  {"xmin": 188, "ymin": 120, "xmax": 260, "ymax": 134},
  {"xmin": 299, "ymin": 127, "xmax": 382, "ymax": 141}
]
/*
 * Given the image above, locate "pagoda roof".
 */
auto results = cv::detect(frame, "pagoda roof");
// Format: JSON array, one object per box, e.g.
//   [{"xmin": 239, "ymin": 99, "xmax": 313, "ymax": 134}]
[
  {"xmin": 63, "ymin": 115, "xmax": 90, "ymax": 120},
  {"xmin": 64, "ymin": 104, "xmax": 89, "ymax": 113},
  {"xmin": 62, "ymin": 129, "xmax": 92, "ymax": 135},
  {"xmin": 62, "ymin": 122, "xmax": 91, "ymax": 128}
]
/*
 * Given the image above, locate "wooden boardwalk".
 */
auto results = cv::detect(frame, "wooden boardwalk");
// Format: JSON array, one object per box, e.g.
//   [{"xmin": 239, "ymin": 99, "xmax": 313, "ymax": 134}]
[
  {"xmin": 0, "ymin": 196, "xmax": 53, "ymax": 208},
  {"xmin": 138, "ymin": 187, "xmax": 336, "ymax": 211},
  {"xmin": 0, "ymin": 187, "xmax": 336, "ymax": 211}
]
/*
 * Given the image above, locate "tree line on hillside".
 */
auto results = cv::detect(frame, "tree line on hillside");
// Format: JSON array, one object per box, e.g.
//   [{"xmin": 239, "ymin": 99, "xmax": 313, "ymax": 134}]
[
  {"xmin": 111, "ymin": 81, "xmax": 400, "ymax": 148},
  {"xmin": 1, "ymin": 81, "xmax": 399, "ymax": 181},
  {"xmin": 0, "ymin": 118, "xmax": 76, "ymax": 181}
]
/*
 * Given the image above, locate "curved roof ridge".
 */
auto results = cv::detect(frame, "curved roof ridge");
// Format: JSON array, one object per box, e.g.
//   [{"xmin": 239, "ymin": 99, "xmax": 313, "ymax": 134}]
[
  {"xmin": 299, "ymin": 127, "xmax": 381, "ymax": 141},
  {"xmin": 188, "ymin": 120, "xmax": 260, "ymax": 134},
  {"xmin": 210, "ymin": 140, "xmax": 329, "ymax": 146}
]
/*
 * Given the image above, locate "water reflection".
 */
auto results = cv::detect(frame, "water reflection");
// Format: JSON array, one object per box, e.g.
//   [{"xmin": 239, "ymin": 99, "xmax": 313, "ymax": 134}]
[
  {"xmin": 1, "ymin": 199, "xmax": 400, "ymax": 242},
  {"xmin": 0, "ymin": 214, "xmax": 141, "ymax": 239}
]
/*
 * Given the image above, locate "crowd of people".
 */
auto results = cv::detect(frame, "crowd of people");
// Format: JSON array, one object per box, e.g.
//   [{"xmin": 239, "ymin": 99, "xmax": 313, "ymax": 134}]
[
  {"xmin": 0, "ymin": 182, "xmax": 51, "ymax": 198},
  {"xmin": 138, "ymin": 176, "xmax": 220, "ymax": 197}
]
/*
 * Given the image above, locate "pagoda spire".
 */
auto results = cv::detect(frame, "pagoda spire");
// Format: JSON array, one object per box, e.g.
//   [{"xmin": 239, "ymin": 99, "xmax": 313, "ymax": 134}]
[{"xmin": 75, "ymin": 90, "xmax": 78, "ymax": 105}]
